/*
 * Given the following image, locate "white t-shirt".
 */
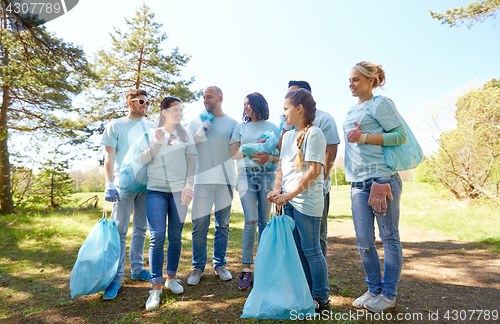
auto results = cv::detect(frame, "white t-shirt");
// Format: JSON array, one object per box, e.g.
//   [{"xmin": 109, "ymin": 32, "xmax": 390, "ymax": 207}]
[
  {"xmin": 187, "ymin": 113, "xmax": 238, "ymax": 185},
  {"xmin": 138, "ymin": 128, "xmax": 197, "ymax": 193},
  {"xmin": 281, "ymin": 126, "xmax": 326, "ymax": 217}
]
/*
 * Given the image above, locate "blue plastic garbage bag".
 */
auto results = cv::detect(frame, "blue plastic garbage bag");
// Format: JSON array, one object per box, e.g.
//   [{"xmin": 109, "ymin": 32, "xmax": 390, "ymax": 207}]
[
  {"xmin": 278, "ymin": 115, "xmax": 295, "ymax": 132},
  {"xmin": 200, "ymin": 110, "xmax": 215, "ymax": 123},
  {"xmin": 119, "ymin": 131, "xmax": 151, "ymax": 192},
  {"xmin": 241, "ymin": 215, "xmax": 315, "ymax": 319},
  {"xmin": 70, "ymin": 214, "xmax": 120, "ymax": 298},
  {"xmin": 383, "ymin": 117, "xmax": 424, "ymax": 171},
  {"xmin": 239, "ymin": 131, "xmax": 279, "ymax": 171}
]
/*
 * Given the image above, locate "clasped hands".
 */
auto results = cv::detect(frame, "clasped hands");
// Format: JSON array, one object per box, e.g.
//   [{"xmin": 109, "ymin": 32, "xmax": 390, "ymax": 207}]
[{"xmin": 267, "ymin": 190, "xmax": 292, "ymax": 206}]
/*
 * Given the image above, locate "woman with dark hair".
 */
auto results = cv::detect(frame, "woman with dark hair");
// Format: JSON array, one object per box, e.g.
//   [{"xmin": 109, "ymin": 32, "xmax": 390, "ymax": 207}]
[
  {"xmin": 137, "ymin": 97, "xmax": 197, "ymax": 310},
  {"xmin": 230, "ymin": 92, "xmax": 280, "ymax": 290},
  {"xmin": 344, "ymin": 61, "xmax": 406, "ymax": 313},
  {"xmin": 267, "ymin": 88, "xmax": 330, "ymax": 312}
]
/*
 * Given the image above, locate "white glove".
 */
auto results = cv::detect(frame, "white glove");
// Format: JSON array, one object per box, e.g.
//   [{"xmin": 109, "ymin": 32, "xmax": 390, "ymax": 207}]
[{"xmin": 196, "ymin": 120, "xmax": 212, "ymax": 137}]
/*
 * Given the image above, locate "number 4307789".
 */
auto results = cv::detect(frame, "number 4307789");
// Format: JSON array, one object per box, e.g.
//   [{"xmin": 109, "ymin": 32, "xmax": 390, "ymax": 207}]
[
  {"xmin": 444, "ymin": 310, "xmax": 498, "ymax": 321},
  {"xmin": 5, "ymin": 2, "xmax": 62, "ymax": 14}
]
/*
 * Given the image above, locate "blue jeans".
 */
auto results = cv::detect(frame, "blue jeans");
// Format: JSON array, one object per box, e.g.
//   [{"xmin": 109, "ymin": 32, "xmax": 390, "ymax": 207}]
[
  {"xmin": 351, "ymin": 173, "xmax": 403, "ymax": 300},
  {"xmin": 146, "ymin": 190, "xmax": 187, "ymax": 285},
  {"xmin": 284, "ymin": 203, "xmax": 330, "ymax": 304},
  {"xmin": 237, "ymin": 167, "xmax": 275, "ymax": 265},
  {"xmin": 111, "ymin": 189, "xmax": 148, "ymax": 283},
  {"xmin": 191, "ymin": 184, "xmax": 234, "ymax": 271}
]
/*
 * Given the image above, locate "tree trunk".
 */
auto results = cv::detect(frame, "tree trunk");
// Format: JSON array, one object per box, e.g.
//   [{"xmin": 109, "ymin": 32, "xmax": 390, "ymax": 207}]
[{"xmin": 0, "ymin": 86, "xmax": 14, "ymax": 214}]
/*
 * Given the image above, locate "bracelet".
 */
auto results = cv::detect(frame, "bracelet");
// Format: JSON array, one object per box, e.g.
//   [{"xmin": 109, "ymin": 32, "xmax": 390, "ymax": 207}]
[
  {"xmin": 359, "ymin": 134, "xmax": 367, "ymax": 144},
  {"xmin": 267, "ymin": 154, "xmax": 273, "ymax": 163}
]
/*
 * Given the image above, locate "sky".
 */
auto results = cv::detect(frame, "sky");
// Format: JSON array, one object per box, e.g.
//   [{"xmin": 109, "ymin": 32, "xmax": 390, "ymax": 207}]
[{"xmin": 42, "ymin": 0, "xmax": 500, "ymax": 170}]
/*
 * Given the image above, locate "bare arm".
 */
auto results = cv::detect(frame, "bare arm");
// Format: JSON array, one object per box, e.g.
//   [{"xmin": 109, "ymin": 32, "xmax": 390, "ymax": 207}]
[
  {"xmin": 104, "ymin": 146, "xmax": 116, "ymax": 182},
  {"xmin": 230, "ymin": 142, "xmax": 245, "ymax": 160},
  {"xmin": 323, "ymin": 144, "xmax": 338, "ymax": 180}
]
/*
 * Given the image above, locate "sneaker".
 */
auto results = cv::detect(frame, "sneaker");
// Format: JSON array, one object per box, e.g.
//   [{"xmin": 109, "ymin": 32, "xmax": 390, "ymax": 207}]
[
  {"xmin": 187, "ymin": 269, "xmax": 203, "ymax": 285},
  {"xmin": 215, "ymin": 266, "xmax": 232, "ymax": 281},
  {"xmin": 165, "ymin": 279, "xmax": 184, "ymax": 294},
  {"xmin": 145, "ymin": 289, "xmax": 162, "ymax": 310},
  {"xmin": 131, "ymin": 269, "xmax": 151, "ymax": 281},
  {"xmin": 313, "ymin": 297, "xmax": 331, "ymax": 313},
  {"xmin": 103, "ymin": 281, "xmax": 120, "ymax": 300},
  {"xmin": 352, "ymin": 291, "xmax": 377, "ymax": 309},
  {"xmin": 364, "ymin": 295, "xmax": 396, "ymax": 313},
  {"xmin": 238, "ymin": 269, "xmax": 253, "ymax": 290}
]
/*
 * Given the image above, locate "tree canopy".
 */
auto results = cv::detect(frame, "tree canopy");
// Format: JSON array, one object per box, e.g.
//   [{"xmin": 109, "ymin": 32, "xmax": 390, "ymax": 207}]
[
  {"xmin": 425, "ymin": 80, "xmax": 500, "ymax": 200},
  {"xmin": 1, "ymin": 3, "xmax": 95, "ymax": 213},
  {"xmin": 430, "ymin": 0, "xmax": 500, "ymax": 27}
]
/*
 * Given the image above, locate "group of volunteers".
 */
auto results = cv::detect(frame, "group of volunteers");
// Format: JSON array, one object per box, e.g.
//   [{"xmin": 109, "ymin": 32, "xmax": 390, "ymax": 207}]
[{"xmin": 101, "ymin": 60, "xmax": 406, "ymax": 314}]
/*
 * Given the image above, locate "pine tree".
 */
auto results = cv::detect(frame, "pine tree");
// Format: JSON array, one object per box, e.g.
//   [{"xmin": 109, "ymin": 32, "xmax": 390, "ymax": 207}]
[
  {"xmin": 0, "ymin": 2, "xmax": 95, "ymax": 214},
  {"xmin": 89, "ymin": 3, "xmax": 202, "ymax": 122}
]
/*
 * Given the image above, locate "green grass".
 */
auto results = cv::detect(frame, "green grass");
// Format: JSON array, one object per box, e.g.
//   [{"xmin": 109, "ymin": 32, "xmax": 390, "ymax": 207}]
[
  {"xmin": 328, "ymin": 182, "xmax": 500, "ymax": 249},
  {"xmin": 1, "ymin": 182, "xmax": 499, "ymax": 323}
]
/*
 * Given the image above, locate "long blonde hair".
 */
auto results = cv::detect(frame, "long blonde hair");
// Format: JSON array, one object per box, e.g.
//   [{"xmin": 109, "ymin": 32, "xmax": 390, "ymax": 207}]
[
  {"xmin": 354, "ymin": 61, "xmax": 386, "ymax": 89},
  {"xmin": 285, "ymin": 89, "xmax": 316, "ymax": 170}
]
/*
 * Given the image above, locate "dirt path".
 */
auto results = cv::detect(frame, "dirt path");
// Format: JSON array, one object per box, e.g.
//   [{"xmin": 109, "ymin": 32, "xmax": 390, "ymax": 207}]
[{"xmin": 11, "ymin": 219, "xmax": 500, "ymax": 324}]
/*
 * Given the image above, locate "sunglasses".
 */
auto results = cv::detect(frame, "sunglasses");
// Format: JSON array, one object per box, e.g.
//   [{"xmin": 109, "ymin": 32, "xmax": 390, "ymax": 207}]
[
  {"xmin": 167, "ymin": 134, "xmax": 176, "ymax": 146},
  {"xmin": 131, "ymin": 99, "xmax": 151, "ymax": 106}
]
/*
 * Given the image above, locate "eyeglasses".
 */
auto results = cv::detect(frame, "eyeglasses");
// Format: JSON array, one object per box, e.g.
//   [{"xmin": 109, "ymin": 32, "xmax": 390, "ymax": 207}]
[
  {"xmin": 167, "ymin": 134, "xmax": 176, "ymax": 146},
  {"xmin": 131, "ymin": 99, "xmax": 151, "ymax": 106}
]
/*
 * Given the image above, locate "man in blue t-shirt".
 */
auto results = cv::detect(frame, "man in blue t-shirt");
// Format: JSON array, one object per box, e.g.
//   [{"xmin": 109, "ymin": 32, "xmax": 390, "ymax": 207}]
[
  {"xmin": 286, "ymin": 81, "xmax": 340, "ymax": 259},
  {"xmin": 100, "ymin": 89, "xmax": 156, "ymax": 300},
  {"xmin": 186, "ymin": 86, "xmax": 238, "ymax": 285}
]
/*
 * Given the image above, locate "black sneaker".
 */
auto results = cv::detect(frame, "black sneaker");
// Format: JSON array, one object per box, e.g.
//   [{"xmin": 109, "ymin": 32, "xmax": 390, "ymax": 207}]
[{"xmin": 313, "ymin": 297, "xmax": 330, "ymax": 313}]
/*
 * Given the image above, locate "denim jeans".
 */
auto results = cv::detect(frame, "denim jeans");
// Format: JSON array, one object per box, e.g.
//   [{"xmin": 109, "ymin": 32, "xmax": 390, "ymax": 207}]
[
  {"xmin": 146, "ymin": 190, "xmax": 187, "ymax": 285},
  {"xmin": 111, "ymin": 189, "xmax": 148, "ymax": 283},
  {"xmin": 351, "ymin": 173, "xmax": 403, "ymax": 300},
  {"xmin": 284, "ymin": 202, "xmax": 330, "ymax": 304},
  {"xmin": 237, "ymin": 167, "xmax": 275, "ymax": 266},
  {"xmin": 320, "ymin": 192, "xmax": 330, "ymax": 259},
  {"xmin": 191, "ymin": 184, "xmax": 234, "ymax": 271}
]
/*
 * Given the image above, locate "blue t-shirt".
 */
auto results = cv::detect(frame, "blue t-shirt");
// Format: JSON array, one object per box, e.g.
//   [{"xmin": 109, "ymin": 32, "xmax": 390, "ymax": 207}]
[
  {"xmin": 187, "ymin": 113, "xmax": 238, "ymax": 185},
  {"xmin": 230, "ymin": 120, "xmax": 280, "ymax": 169},
  {"xmin": 343, "ymin": 96, "xmax": 403, "ymax": 182},
  {"xmin": 101, "ymin": 117, "xmax": 156, "ymax": 181},
  {"xmin": 281, "ymin": 126, "xmax": 326, "ymax": 217}
]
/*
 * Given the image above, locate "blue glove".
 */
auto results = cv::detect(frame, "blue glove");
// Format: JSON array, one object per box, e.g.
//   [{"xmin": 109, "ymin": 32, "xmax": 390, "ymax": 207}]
[
  {"xmin": 105, "ymin": 181, "xmax": 120, "ymax": 202},
  {"xmin": 105, "ymin": 189, "xmax": 120, "ymax": 202}
]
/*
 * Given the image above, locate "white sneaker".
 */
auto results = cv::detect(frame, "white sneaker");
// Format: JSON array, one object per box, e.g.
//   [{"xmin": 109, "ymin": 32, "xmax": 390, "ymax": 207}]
[
  {"xmin": 145, "ymin": 289, "xmax": 162, "ymax": 310},
  {"xmin": 352, "ymin": 291, "xmax": 377, "ymax": 309},
  {"xmin": 364, "ymin": 295, "xmax": 396, "ymax": 312},
  {"xmin": 187, "ymin": 269, "xmax": 203, "ymax": 285},
  {"xmin": 165, "ymin": 279, "xmax": 184, "ymax": 294},
  {"xmin": 215, "ymin": 266, "xmax": 232, "ymax": 281}
]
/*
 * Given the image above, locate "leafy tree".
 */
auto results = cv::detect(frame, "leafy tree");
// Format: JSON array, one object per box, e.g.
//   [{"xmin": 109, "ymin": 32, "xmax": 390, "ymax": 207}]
[
  {"xmin": 30, "ymin": 147, "xmax": 74, "ymax": 208},
  {"xmin": 89, "ymin": 3, "xmax": 202, "ymax": 123},
  {"xmin": 425, "ymin": 79, "xmax": 500, "ymax": 200},
  {"xmin": 430, "ymin": 0, "xmax": 500, "ymax": 27},
  {"xmin": 0, "ymin": 2, "xmax": 95, "ymax": 213}
]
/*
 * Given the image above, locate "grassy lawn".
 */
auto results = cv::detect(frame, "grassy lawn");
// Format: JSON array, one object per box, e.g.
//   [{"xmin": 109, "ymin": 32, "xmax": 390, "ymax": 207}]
[{"xmin": 0, "ymin": 182, "xmax": 499, "ymax": 323}]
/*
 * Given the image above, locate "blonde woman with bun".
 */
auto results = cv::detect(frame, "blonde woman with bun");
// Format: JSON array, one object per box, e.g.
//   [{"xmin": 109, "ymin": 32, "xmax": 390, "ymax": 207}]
[
  {"xmin": 267, "ymin": 88, "xmax": 330, "ymax": 312},
  {"xmin": 343, "ymin": 61, "xmax": 407, "ymax": 313}
]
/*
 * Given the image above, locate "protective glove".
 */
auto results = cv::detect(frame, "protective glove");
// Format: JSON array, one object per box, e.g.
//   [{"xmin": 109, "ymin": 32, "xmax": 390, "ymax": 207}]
[
  {"xmin": 249, "ymin": 152, "xmax": 271, "ymax": 165},
  {"xmin": 105, "ymin": 181, "xmax": 121, "ymax": 202},
  {"xmin": 154, "ymin": 128, "xmax": 166, "ymax": 145},
  {"xmin": 195, "ymin": 120, "xmax": 212, "ymax": 138},
  {"xmin": 347, "ymin": 122, "xmax": 367, "ymax": 144},
  {"xmin": 368, "ymin": 182, "xmax": 393, "ymax": 215},
  {"xmin": 181, "ymin": 187, "xmax": 194, "ymax": 206}
]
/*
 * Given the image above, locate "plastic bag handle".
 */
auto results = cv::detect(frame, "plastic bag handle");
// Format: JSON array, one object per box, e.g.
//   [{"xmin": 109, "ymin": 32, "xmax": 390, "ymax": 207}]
[
  {"xmin": 102, "ymin": 202, "xmax": 109, "ymax": 219},
  {"xmin": 272, "ymin": 203, "xmax": 283, "ymax": 218}
]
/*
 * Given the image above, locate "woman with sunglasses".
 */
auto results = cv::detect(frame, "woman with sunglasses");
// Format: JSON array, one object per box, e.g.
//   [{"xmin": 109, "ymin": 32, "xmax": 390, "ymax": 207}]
[
  {"xmin": 137, "ymin": 97, "xmax": 197, "ymax": 310},
  {"xmin": 230, "ymin": 92, "xmax": 280, "ymax": 290},
  {"xmin": 344, "ymin": 61, "xmax": 406, "ymax": 313}
]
